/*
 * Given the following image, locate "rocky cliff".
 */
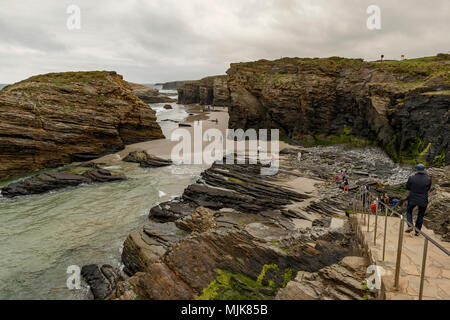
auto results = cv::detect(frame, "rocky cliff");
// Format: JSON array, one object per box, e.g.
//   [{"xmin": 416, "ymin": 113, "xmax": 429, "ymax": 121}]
[
  {"xmin": 128, "ymin": 82, "xmax": 176, "ymax": 104},
  {"xmin": 225, "ymin": 54, "xmax": 450, "ymax": 166},
  {"xmin": 177, "ymin": 75, "xmax": 230, "ymax": 106},
  {"xmin": 155, "ymin": 81, "xmax": 189, "ymax": 90},
  {"xmin": 0, "ymin": 71, "xmax": 164, "ymax": 180}
]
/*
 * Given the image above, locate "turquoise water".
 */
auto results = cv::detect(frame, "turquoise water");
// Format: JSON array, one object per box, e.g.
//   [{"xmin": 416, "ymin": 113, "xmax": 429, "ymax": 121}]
[{"xmin": 0, "ymin": 101, "xmax": 204, "ymax": 300}]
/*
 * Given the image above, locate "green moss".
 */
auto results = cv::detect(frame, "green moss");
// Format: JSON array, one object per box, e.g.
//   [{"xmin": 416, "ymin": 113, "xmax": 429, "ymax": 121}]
[
  {"xmin": 301, "ymin": 127, "xmax": 374, "ymax": 149},
  {"xmin": 198, "ymin": 265, "xmax": 295, "ymax": 300},
  {"xmin": 197, "ymin": 269, "xmax": 272, "ymax": 300},
  {"xmin": 279, "ymin": 136, "xmax": 292, "ymax": 144},
  {"xmin": 385, "ymin": 133, "xmax": 434, "ymax": 165},
  {"xmin": 227, "ymin": 177, "xmax": 248, "ymax": 185},
  {"xmin": 432, "ymin": 151, "xmax": 446, "ymax": 167},
  {"xmin": 282, "ymin": 269, "xmax": 295, "ymax": 288},
  {"xmin": 256, "ymin": 264, "xmax": 279, "ymax": 287}
]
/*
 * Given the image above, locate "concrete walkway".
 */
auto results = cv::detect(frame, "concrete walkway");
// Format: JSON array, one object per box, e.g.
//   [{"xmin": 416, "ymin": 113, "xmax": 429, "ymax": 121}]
[{"xmin": 354, "ymin": 212, "xmax": 450, "ymax": 300}]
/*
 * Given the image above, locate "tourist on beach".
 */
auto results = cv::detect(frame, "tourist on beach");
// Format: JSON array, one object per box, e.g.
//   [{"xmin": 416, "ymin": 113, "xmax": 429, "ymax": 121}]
[{"xmin": 405, "ymin": 164, "xmax": 432, "ymax": 236}]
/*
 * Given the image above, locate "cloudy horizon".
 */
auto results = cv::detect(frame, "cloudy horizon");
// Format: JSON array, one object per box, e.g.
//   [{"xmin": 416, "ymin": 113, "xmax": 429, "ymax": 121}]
[{"xmin": 0, "ymin": 0, "xmax": 449, "ymax": 84}]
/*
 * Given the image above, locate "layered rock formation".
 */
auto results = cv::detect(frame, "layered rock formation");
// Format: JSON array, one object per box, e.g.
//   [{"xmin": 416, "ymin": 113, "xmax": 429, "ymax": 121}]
[
  {"xmin": 177, "ymin": 75, "xmax": 230, "ymax": 106},
  {"xmin": 1, "ymin": 167, "xmax": 126, "ymax": 198},
  {"xmin": 0, "ymin": 71, "xmax": 164, "ymax": 180},
  {"xmin": 276, "ymin": 256, "xmax": 373, "ymax": 300},
  {"xmin": 128, "ymin": 82, "xmax": 176, "ymax": 104},
  {"xmin": 123, "ymin": 150, "xmax": 173, "ymax": 168},
  {"xmin": 225, "ymin": 54, "xmax": 450, "ymax": 166},
  {"xmin": 92, "ymin": 149, "xmax": 384, "ymax": 300}
]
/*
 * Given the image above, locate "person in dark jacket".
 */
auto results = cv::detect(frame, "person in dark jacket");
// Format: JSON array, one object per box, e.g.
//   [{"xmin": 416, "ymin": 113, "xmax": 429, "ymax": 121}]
[{"xmin": 405, "ymin": 164, "xmax": 432, "ymax": 236}]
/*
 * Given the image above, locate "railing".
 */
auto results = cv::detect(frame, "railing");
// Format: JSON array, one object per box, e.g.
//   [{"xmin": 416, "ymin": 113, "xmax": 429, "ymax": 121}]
[{"xmin": 352, "ymin": 186, "xmax": 450, "ymax": 300}]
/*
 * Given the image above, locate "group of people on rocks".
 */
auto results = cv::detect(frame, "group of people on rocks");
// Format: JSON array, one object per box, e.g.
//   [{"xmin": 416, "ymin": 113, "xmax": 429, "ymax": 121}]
[{"xmin": 335, "ymin": 170, "xmax": 350, "ymax": 193}]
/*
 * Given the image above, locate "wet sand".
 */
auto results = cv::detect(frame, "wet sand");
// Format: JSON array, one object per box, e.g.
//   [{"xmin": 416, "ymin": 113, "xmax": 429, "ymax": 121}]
[{"xmin": 96, "ymin": 104, "xmax": 290, "ymax": 165}]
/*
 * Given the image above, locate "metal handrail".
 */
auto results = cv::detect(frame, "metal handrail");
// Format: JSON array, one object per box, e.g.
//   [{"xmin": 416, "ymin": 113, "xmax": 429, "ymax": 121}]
[{"xmin": 352, "ymin": 185, "xmax": 449, "ymax": 300}]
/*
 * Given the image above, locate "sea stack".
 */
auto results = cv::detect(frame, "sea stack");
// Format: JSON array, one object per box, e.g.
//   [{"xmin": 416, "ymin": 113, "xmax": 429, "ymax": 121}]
[{"xmin": 0, "ymin": 71, "xmax": 164, "ymax": 180}]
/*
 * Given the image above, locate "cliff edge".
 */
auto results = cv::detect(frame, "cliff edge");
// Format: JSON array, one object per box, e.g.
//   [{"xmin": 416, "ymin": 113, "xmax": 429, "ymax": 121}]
[{"xmin": 0, "ymin": 71, "xmax": 164, "ymax": 180}]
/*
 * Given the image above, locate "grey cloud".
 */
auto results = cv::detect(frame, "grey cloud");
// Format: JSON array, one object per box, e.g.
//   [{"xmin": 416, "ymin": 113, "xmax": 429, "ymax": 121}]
[{"xmin": 0, "ymin": 0, "xmax": 448, "ymax": 83}]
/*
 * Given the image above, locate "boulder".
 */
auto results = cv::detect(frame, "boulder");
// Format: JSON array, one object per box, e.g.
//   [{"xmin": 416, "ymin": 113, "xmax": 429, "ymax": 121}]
[
  {"xmin": 122, "ymin": 150, "xmax": 172, "ymax": 168},
  {"xmin": 81, "ymin": 264, "xmax": 121, "ymax": 300}
]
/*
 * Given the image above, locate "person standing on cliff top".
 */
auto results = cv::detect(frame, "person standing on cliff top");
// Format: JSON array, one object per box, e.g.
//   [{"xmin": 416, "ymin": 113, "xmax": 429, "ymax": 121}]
[{"xmin": 405, "ymin": 164, "xmax": 432, "ymax": 236}]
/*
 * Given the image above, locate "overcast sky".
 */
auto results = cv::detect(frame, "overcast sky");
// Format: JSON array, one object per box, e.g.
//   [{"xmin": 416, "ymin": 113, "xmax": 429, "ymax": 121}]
[{"xmin": 0, "ymin": 0, "xmax": 449, "ymax": 83}]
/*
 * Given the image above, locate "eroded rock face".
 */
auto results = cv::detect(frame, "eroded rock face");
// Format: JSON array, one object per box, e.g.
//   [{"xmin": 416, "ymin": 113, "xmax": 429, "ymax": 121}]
[
  {"xmin": 425, "ymin": 166, "xmax": 450, "ymax": 241},
  {"xmin": 1, "ymin": 168, "xmax": 126, "ymax": 198},
  {"xmin": 0, "ymin": 71, "xmax": 164, "ymax": 180},
  {"xmin": 107, "ymin": 154, "xmax": 365, "ymax": 300},
  {"xmin": 128, "ymin": 82, "xmax": 176, "ymax": 104},
  {"xmin": 275, "ymin": 256, "xmax": 373, "ymax": 300},
  {"xmin": 177, "ymin": 75, "xmax": 230, "ymax": 106},
  {"xmin": 225, "ymin": 55, "xmax": 450, "ymax": 165}
]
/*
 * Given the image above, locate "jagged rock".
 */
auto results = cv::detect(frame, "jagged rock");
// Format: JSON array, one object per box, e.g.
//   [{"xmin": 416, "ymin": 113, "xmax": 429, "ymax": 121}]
[
  {"xmin": 0, "ymin": 72, "xmax": 164, "ymax": 180},
  {"xmin": 149, "ymin": 200, "xmax": 196, "ymax": 222},
  {"xmin": 81, "ymin": 264, "xmax": 120, "ymax": 300},
  {"xmin": 128, "ymin": 82, "xmax": 176, "ymax": 104},
  {"xmin": 177, "ymin": 75, "xmax": 230, "ymax": 106},
  {"xmin": 424, "ymin": 166, "xmax": 450, "ymax": 241},
  {"xmin": 112, "ymin": 225, "xmax": 355, "ymax": 300},
  {"xmin": 121, "ymin": 222, "xmax": 188, "ymax": 275},
  {"xmin": 97, "ymin": 147, "xmax": 410, "ymax": 300},
  {"xmin": 275, "ymin": 256, "xmax": 372, "ymax": 300},
  {"xmin": 80, "ymin": 169, "xmax": 126, "ymax": 182},
  {"xmin": 1, "ymin": 169, "xmax": 126, "ymax": 198},
  {"xmin": 163, "ymin": 104, "xmax": 173, "ymax": 109},
  {"xmin": 122, "ymin": 150, "xmax": 172, "ymax": 168},
  {"xmin": 110, "ymin": 264, "xmax": 195, "ymax": 300},
  {"xmin": 175, "ymin": 206, "xmax": 217, "ymax": 233}
]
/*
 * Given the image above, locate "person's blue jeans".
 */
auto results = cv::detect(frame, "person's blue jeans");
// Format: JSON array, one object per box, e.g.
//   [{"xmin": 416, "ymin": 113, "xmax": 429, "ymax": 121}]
[{"xmin": 406, "ymin": 204, "xmax": 427, "ymax": 231}]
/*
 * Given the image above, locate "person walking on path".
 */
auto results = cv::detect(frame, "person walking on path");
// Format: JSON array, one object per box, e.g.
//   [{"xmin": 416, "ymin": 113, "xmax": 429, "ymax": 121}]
[{"xmin": 405, "ymin": 164, "xmax": 432, "ymax": 236}]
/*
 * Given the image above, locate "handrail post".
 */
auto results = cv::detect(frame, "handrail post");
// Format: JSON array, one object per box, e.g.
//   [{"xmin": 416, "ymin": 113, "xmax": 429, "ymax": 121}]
[
  {"xmin": 394, "ymin": 215, "xmax": 405, "ymax": 289},
  {"xmin": 374, "ymin": 198, "xmax": 379, "ymax": 245},
  {"xmin": 382, "ymin": 205, "xmax": 388, "ymax": 261},
  {"xmin": 419, "ymin": 239, "xmax": 429, "ymax": 300},
  {"xmin": 367, "ymin": 195, "xmax": 371, "ymax": 232}
]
